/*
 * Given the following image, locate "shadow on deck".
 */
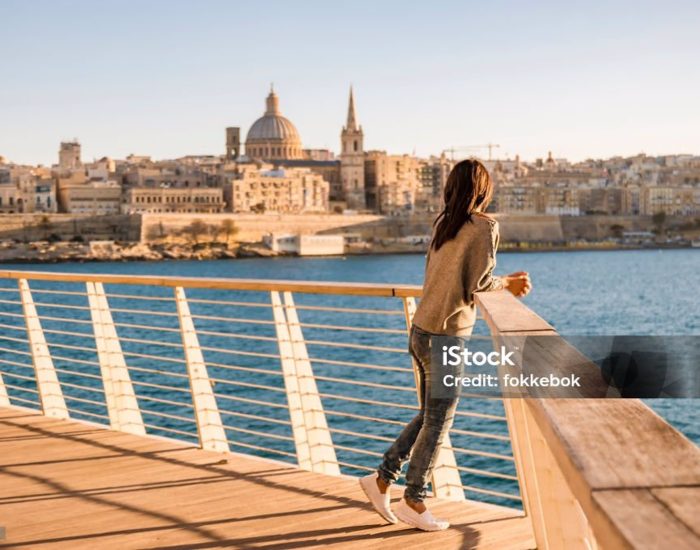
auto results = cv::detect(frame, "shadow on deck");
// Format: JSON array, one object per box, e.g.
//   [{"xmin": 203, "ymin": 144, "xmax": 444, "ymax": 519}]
[{"xmin": 0, "ymin": 407, "xmax": 534, "ymax": 549}]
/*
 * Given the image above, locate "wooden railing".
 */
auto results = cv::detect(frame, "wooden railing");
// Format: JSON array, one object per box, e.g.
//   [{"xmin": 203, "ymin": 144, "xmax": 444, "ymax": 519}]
[
  {"xmin": 0, "ymin": 269, "xmax": 697, "ymax": 549},
  {"xmin": 476, "ymin": 291, "xmax": 700, "ymax": 550}
]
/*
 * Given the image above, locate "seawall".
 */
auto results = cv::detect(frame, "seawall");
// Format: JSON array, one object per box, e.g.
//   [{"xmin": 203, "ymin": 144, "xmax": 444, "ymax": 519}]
[
  {"xmin": 140, "ymin": 212, "xmax": 685, "ymax": 243},
  {"xmin": 0, "ymin": 212, "xmax": 685, "ymax": 245},
  {"xmin": 0, "ymin": 214, "xmax": 142, "ymax": 242}
]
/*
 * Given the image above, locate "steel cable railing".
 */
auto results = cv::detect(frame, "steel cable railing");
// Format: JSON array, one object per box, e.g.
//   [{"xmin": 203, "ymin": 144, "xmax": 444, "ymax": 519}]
[{"xmin": 0, "ymin": 272, "xmax": 521, "ymax": 508}]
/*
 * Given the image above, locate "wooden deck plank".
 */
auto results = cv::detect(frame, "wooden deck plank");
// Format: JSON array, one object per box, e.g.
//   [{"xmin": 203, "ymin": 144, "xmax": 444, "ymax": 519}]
[{"xmin": 0, "ymin": 407, "xmax": 534, "ymax": 549}]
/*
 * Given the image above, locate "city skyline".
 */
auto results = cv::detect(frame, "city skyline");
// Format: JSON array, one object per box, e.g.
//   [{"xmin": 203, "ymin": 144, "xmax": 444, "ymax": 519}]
[{"xmin": 1, "ymin": 0, "xmax": 699, "ymax": 165}]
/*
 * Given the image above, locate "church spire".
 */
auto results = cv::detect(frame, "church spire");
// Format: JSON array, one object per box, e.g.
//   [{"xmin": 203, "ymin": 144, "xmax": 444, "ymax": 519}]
[{"xmin": 345, "ymin": 86, "xmax": 358, "ymax": 131}]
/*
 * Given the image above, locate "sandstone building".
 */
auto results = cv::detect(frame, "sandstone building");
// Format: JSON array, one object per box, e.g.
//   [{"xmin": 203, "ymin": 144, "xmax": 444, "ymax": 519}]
[{"xmin": 225, "ymin": 164, "xmax": 328, "ymax": 213}]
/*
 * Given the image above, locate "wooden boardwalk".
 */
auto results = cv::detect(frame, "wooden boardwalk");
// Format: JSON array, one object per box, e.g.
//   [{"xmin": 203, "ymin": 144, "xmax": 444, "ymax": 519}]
[{"xmin": 0, "ymin": 407, "xmax": 534, "ymax": 549}]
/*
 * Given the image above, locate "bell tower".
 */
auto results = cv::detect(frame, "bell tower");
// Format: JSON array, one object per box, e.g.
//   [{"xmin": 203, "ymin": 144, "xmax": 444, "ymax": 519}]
[
  {"xmin": 225, "ymin": 127, "xmax": 240, "ymax": 160},
  {"xmin": 340, "ymin": 87, "xmax": 366, "ymax": 210}
]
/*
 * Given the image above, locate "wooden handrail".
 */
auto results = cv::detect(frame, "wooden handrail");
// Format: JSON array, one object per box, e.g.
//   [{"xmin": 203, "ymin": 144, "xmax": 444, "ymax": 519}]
[
  {"xmin": 0, "ymin": 270, "xmax": 423, "ymax": 298},
  {"xmin": 475, "ymin": 290, "xmax": 700, "ymax": 549}
]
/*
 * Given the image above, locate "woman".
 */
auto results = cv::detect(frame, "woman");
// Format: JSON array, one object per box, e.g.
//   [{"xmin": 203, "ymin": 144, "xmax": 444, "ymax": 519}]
[{"xmin": 359, "ymin": 159, "xmax": 532, "ymax": 531}]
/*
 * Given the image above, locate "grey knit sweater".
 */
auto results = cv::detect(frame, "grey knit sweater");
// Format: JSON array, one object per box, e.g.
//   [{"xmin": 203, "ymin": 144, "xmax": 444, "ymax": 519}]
[{"xmin": 412, "ymin": 214, "xmax": 504, "ymax": 336}]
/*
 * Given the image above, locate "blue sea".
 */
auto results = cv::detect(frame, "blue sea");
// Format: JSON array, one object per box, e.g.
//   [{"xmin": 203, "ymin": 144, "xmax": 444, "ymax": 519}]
[{"xmin": 0, "ymin": 249, "xmax": 698, "ymax": 508}]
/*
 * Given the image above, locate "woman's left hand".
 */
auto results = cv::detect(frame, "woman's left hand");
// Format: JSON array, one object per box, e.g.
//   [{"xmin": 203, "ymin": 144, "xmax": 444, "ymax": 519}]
[{"xmin": 504, "ymin": 271, "xmax": 532, "ymax": 298}]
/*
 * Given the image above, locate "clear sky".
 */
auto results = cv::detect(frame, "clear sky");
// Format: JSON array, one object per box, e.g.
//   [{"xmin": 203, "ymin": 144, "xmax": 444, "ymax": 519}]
[{"xmin": 1, "ymin": 0, "xmax": 698, "ymax": 166}]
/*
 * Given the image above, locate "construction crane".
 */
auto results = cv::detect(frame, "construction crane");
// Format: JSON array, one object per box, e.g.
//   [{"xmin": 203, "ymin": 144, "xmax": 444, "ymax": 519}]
[{"xmin": 442, "ymin": 143, "xmax": 501, "ymax": 161}]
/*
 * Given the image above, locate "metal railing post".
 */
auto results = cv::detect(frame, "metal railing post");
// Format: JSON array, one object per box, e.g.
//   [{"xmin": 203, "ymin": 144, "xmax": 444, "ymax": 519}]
[
  {"xmin": 87, "ymin": 282, "xmax": 145, "ymax": 435},
  {"xmin": 272, "ymin": 290, "xmax": 310, "ymax": 468},
  {"xmin": 18, "ymin": 278, "xmax": 68, "ymax": 419},
  {"xmin": 174, "ymin": 286, "xmax": 228, "ymax": 453},
  {"xmin": 272, "ymin": 291, "xmax": 340, "ymax": 474},
  {"xmin": 283, "ymin": 291, "xmax": 340, "ymax": 475},
  {"xmin": 0, "ymin": 371, "xmax": 9, "ymax": 407},
  {"xmin": 402, "ymin": 296, "xmax": 465, "ymax": 501}
]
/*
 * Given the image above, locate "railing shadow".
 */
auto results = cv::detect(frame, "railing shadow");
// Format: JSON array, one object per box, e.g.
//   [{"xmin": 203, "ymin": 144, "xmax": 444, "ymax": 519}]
[{"xmin": 0, "ymin": 411, "xmax": 504, "ymax": 549}]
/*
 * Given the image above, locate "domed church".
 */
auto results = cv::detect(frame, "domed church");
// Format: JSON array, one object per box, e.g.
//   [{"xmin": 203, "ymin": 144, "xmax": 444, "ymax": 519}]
[{"xmin": 245, "ymin": 87, "xmax": 303, "ymax": 160}]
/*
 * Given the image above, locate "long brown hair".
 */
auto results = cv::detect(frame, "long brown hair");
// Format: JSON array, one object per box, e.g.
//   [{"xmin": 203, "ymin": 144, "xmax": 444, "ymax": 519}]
[{"xmin": 431, "ymin": 159, "xmax": 494, "ymax": 251}]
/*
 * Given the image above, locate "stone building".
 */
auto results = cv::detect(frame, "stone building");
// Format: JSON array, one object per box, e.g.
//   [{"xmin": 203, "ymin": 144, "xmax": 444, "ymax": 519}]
[
  {"xmin": 272, "ymin": 159, "xmax": 340, "ymax": 206},
  {"xmin": 491, "ymin": 185, "xmax": 541, "ymax": 215},
  {"xmin": 58, "ymin": 181, "xmax": 122, "ymax": 215},
  {"xmin": 577, "ymin": 188, "xmax": 627, "ymax": 215},
  {"xmin": 123, "ymin": 186, "xmax": 224, "ymax": 214},
  {"xmin": 364, "ymin": 152, "xmax": 420, "ymax": 214},
  {"xmin": 641, "ymin": 186, "xmax": 700, "ymax": 215},
  {"xmin": 0, "ymin": 174, "xmax": 21, "ymax": 213},
  {"xmin": 225, "ymin": 164, "xmax": 328, "ymax": 213},
  {"xmin": 58, "ymin": 141, "xmax": 82, "ymax": 172},
  {"xmin": 417, "ymin": 155, "xmax": 453, "ymax": 212},
  {"xmin": 0, "ymin": 166, "xmax": 56, "ymax": 213}
]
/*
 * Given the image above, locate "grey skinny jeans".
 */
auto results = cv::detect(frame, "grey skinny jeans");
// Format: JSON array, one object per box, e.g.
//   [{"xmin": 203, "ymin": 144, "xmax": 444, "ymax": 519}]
[{"xmin": 377, "ymin": 325, "xmax": 461, "ymax": 502}]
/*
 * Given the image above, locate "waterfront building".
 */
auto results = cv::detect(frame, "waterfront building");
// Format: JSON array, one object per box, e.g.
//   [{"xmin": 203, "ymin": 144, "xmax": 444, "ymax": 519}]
[
  {"xmin": 263, "ymin": 233, "xmax": 345, "ymax": 256},
  {"xmin": 577, "ymin": 187, "xmax": 627, "ymax": 215},
  {"xmin": 641, "ymin": 185, "xmax": 700, "ymax": 216},
  {"xmin": 0, "ymin": 166, "xmax": 57, "ymax": 213},
  {"xmin": 621, "ymin": 185, "xmax": 641, "ymax": 215},
  {"xmin": 641, "ymin": 185, "xmax": 675, "ymax": 216},
  {"xmin": 123, "ymin": 186, "xmax": 224, "ymax": 214},
  {"xmin": 226, "ymin": 164, "xmax": 329, "ymax": 213},
  {"xmin": 58, "ymin": 181, "xmax": 122, "ymax": 215},
  {"xmin": 416, "ymin": 155, "xmax": 453, "ymax": 212},
  {"xmin": 364, "ymin": 151, "xmax": 420, "ymax": 214},
  {"xmin": 541, "ymin": 186, "xmax": 580, "ymax": 216},
  {"xmin": 0, "ymin": 179, "xmax": 21, "ymax": 213},
  {"xmin": 491, "ymin": 185, "xmax": 541, "ymax": 215},
  {"xmin": 245, "ymin": 87, "xmax": 303, "ymax": 161},
  {"xmin": 21, "ymin": 175, "xmax": 56, "ymax": 213},
  {"xmin": 273, "ymin": 159, "xmax": 342, "ymax": 206}
]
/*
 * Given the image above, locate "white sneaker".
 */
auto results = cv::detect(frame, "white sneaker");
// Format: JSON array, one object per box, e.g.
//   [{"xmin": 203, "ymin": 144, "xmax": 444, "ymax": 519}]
[
  {"xmin": 359, "ymin": 473, "xmax": 398, "ymax": 524},
  {"xmin": 394, "ymin": 499, "xmax": 450, "ymax": 531}
]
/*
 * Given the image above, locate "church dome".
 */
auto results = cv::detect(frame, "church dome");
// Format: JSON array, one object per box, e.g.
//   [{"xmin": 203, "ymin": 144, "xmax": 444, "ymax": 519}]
[
  {"xmin": 245, "ymin": 88, "xmax": 303, "ymax": 160},
  {"xmin": 247, "ymin": 115, "xmax": 300, "ymax": 142}
]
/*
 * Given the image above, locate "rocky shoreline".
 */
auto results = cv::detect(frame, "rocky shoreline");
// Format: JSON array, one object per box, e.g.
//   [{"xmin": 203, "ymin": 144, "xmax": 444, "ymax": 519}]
[
  {"xmin": 0, "ymin": 241, "xmax": 284, "ymax": 263},
  {"xmin": 0, "ymin": 239, "xmax": 695, "ymax": 264},
  {"xmin": 0, "ymin": 239, "xmax": 438, "ymax": 263}
]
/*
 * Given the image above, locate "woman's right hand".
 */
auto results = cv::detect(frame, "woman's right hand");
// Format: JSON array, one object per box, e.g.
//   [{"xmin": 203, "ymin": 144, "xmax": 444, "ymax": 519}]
[{"xmin": 504, "ymin": 271, "xmax": 532, "ymax": 298}]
